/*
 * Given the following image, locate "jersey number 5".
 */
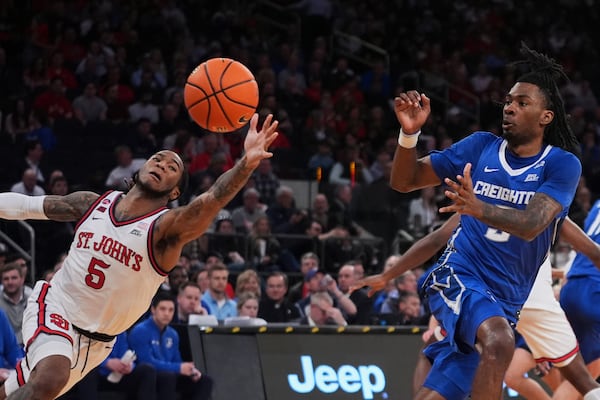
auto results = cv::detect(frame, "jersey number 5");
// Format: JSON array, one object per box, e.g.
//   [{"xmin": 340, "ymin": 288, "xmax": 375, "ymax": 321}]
[{"xmin": 85, "ymin": 257, "xmax": 110, "ymax": 289}]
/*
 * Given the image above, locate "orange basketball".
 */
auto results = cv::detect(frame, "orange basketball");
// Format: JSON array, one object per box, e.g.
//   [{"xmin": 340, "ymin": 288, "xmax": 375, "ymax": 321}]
[{"xmin": 184, "ymin": 58, "xmax": 259, "ymax": 133}]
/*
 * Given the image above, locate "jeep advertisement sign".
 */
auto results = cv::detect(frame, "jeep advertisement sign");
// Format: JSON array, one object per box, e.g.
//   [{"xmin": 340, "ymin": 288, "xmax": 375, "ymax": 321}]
[{"xmin": 257, "ymin": 334, "xmax": 422, "ymax": 400}]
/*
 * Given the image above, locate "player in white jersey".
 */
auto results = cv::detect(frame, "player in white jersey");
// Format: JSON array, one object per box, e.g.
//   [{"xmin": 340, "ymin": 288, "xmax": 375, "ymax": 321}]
[
  {"xmin": 353, "ymin": 212, "xmax": 600, "ymax": 399},
  {"xmin": 0, "ymin": 113, "xmax": 279, "ymax": 400}
]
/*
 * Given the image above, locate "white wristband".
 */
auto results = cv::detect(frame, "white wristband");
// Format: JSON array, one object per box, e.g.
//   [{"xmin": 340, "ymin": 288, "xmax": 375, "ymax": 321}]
[
  {"xmin": 0, "ymin": 193, "xmax": 48, "ymax": 220},
  {"xmin": 398, "ymin": 128, "xmax": 421, "ymax": 148}
]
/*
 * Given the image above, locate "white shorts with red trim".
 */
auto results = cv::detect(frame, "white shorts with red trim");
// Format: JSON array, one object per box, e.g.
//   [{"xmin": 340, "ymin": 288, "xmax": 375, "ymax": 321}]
[
  {"xmin": 516, "ymin": 305, "xmax": 578, "ymax": 367},
  {"xmin": 3, "ymin": 281, "xmax": 115, "ymax": 397}
]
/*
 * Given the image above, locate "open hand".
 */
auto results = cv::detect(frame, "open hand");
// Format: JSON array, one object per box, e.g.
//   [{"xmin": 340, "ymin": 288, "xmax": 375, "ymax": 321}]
[
  {"xmin": 439, "ymin": 163, "xmax": 484, "ymax": 218},
  {"xmin": 244, "ymin": 114, "xmax": 279, "ymax": 169}
]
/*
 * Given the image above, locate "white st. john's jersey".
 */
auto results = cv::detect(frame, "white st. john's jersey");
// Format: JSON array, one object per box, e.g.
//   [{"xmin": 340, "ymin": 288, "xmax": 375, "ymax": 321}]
[{"xmin": 51, "ymin": 190, "xmax": 169, "ymax": 335}]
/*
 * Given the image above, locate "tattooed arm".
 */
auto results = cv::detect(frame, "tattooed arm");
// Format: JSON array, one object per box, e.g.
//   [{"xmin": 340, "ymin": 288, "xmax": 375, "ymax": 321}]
[
  {"xmin": 440, "ymin": 163, "xmax": 562, "ymax": 241},
  {"xmin": 0, "ymin": 191, "xmax": 99, "ymax": 222},
  {"xmin": 152, "ymin": 114, "xmax": 279, "ymax": 270}
]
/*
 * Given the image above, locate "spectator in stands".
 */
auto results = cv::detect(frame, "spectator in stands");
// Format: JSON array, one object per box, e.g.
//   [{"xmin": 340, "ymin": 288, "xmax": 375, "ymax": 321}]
[
  {"xmin": 191, "ymin": 268, "xmax": 209, "ymax": 295},
  {"xmin": 208, "ymin": 217, "xmax": 246, "ymax": 271},
  {"xmin": 236, "ymin": 292, "xmax": 260, "ymax": 318},
  {"xmin": 234, "ymin": 269, "xmax": 262, "ymax": 300},
  {"xmin": 307, "ymin": 139, "xmax": 335, "ymax": 181},
  {"xmin": 26, "ymin": 109, "xmax": 56, "ymax": 152},
  {"xmin": 247, "ymin": 216, "xmax": 282, "ymax": 272},
  {"xmin": 103, "ymin": 83, "xmax": 130, "ymax": 123},
  {"xmin": 32, "ymin": 77, "xmax": 74, "ymax": 123},
  {"xmin": 46, "ymin": 51, "xmax": 78, "ymax": 92},
  {"xmin": 336, "ymin": 263, "xmax": 373, "ymax": 324},
  {"xmin": 22, "ymin": 56, "xmax": 49, "ymax": 96},
  {"xmin": 0, "ymin": 308, "xmax": 23, "ymax": 385},
  {"xmin": 126, "ymin": 117, "xmax": 159, "ymax": 158},
  {"xmin": 172, "ymin": 282, "xmax": 209, "ymax": 324},
  {"xmin": 329, "ymin": 145, "xmax": 373, "ymax": 187},
  {"xmin": 14, "ymin": 139, "xmax": 46, "ymax": 186},
  {"xmin": 407, "ymin": 186, "xmax": 441, "ymax": 238},
  {"xmin": 96, "ymin": 331, "xmax": 159, "ymax": 400},
  {"xmin": 300, "ymin": 291, "xmax": 347, "ymax": 326},
  {"xmin": 385, "ymin": 291, "xmax": 428, "ymax": 326},
  {"xmin": 251, "ymin": 158, "xmax": 280, "ymax": 206},
  {"xmin": 104, "ymin": 145, "xmax": 146, "ymax": 191},
  {"xmin": 266, "ymin": 185, "xmax": 307, "ymax": 235},
  {"xmin": 128, "ymin": 90, "xmax": 160, "ymax": 124},
  {"xmin": 287, "ymin": 252, "xmax": 320, "ymax": 304},
  {"xmin": 11, "ymin": 168, "xmax": 45, "ymax": 196},
  {"xmin": 189, "ymin": 133, "xmax": 234, "ymax": 176},
  {"xmin": 230, "ymin": 188, "xmax": 267, "ymax": 234},
  {"xmin": 4, "ymin": 98, "xmax": 31, "ymax": 144},
  {"xmin": 201, "ymin": 263, "xmax": 237, "ymax": 320},
  {"xmin": 372, "ymin": 254, "xmax": 402, "ymax": 313},
  {"xmin": 72, "ymin": 82, "xmax": 107, "ymax": 124},
  {"xmin": 258, "ymin": 271, "xmax": 300, "ymax": 323},
  {"xmin": 163, "ymin": 265, "xmax": 189, "ymax": 298},
  {"xmin": 0, "ymin": 261, "xmax": 32, "ymax": 345},
  {"xmin": 129, "ymin": 293, "xmax": 213, "ymax": 400}
]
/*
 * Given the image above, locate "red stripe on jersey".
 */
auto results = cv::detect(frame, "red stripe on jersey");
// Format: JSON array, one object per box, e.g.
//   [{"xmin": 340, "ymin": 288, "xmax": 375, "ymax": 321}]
[
  {"xmin": 147, "ymin": 218, "xmax": 168, "ymax": 276},
  {"xmin": 25, "ymin": 282, "xmax": 74, "ymax": 351},
  {"xmin": 74, "ymin": 191, "xmax": 114, "ymax": 232},
  {"xmin": 16, "ymin": 359, "xmax": 26, "ymax": 386},
  {"xmin": 535, "ymin": 343, "xmax": 579, "ymax": 364}
]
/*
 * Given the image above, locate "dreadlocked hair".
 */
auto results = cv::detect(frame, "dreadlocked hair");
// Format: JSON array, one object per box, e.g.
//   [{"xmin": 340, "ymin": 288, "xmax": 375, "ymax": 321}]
[{"xmin": 511, "ymin": 41, "xmax": 580, "ymax": 155}]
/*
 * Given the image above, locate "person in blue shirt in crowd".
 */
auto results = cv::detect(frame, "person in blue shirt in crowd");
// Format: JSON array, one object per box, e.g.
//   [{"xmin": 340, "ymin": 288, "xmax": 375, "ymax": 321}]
[
  {"xmin": 128, "ymin": 292, "xmax": 212, "ymax": 400},
  {"xmin": 201, "ymin": 263, "xmax": 237, "ymax": 320},
  {"xmin": 388, "ymin": 43, "xmax": 585, "ymax": 399},
  {"xmin": 0, "ymin": 309, "xmax": 23, "ymax": 385}
]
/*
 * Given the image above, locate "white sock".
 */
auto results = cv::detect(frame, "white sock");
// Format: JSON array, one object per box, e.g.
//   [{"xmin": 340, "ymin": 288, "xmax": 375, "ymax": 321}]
[{"xmin": 584, "ymin": 388, "xmax": 600, "ymax": 400}]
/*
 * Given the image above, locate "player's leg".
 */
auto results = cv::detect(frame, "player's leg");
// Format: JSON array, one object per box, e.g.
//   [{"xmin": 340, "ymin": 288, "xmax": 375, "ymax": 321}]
[
  {"xmin": 2, "ymin": 281, "xmax": 74, "ymax": 400},
  {"xmin": 4, "ymin": 356, "xmax": 71, "ymax": 400},
  {"xmin": 471, "ymin": 316, "xmax": 515, "ymax": 399},
  {"xmin": 504, "ymin": 347, "xmax": 551, "ymax": 400}
]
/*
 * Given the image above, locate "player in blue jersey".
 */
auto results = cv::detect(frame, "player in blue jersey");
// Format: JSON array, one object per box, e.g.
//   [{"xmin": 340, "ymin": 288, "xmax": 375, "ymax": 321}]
[
  {"xmin": 390, "ymin": 43, "xmax": 583, "ymax": 400},
  {"xmin": 558, "ymin": 199, "xmax": 600, "ymax": 398}
]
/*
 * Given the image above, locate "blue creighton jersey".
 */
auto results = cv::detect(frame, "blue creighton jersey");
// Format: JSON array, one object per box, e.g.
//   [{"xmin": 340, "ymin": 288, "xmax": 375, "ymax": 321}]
[
  {"xmin": 429, "ymin": 132, "xmax": 581, "ymax": 306},
  {"xmin": 566, "ymin": 200, "xmax": 600, "ymax": 281}
]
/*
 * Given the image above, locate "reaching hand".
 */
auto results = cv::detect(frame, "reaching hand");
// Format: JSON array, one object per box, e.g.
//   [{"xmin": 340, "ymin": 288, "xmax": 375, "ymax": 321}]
[
  {"xmin": 244, "ymin": 113, "xmax": 279, "ymax": 169},
  {"xmin": 393, "ymin": 91, "xmax": 431, "ymax": 134},
  {"xmin": 439, "ymin": 163, "xmax": 484, "ymax": 218},
  {"xmin": 350, "ymin": 274, "xmax": 388, "ymax": 297}
]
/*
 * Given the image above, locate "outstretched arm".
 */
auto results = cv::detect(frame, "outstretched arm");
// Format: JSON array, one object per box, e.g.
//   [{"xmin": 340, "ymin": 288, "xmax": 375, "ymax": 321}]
[
  {"xmin": 352, "ymin": 213, "xmax": 460, "ymax": 296},
  {"xmin": 560, "ymin": 217, "xmax": 600, "ymax": 269},
  {"xmin": 0, "ymin": 192, "xmax": 99, "ymax": 222},
  {"xmin": 153, "ymin": 114, "xmax": 278, "ymax": 268}
]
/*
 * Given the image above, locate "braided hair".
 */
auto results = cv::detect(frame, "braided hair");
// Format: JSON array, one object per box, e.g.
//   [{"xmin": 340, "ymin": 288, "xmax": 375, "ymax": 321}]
[{"xmin": 512, "ymin": 42, "xmax": 580, "ymax": 155}]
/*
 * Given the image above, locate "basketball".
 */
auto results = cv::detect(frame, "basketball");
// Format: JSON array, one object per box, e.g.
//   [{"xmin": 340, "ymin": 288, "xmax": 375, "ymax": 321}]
[{"xmin": 184, "ymin": 58, "xmax": 259, "ymax": 133}]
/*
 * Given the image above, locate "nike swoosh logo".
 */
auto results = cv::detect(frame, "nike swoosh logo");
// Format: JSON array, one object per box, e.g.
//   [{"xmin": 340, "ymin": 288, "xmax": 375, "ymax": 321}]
[
  {"xmin": 484, "ymin": 166, "xmax": 499, "ymax": 172},
  {"xmin": 92, "ymin": 217, "xmax": 103, "ymax": 220},
  {"xmin": 238, "ymin": 115, "xmax": 249, "ymax": 123}
]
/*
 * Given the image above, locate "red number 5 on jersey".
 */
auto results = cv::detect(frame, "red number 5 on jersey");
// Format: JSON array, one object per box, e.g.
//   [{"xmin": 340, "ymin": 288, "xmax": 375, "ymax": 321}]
[{"xmin": 85, "ymin": 257, "xmax": 110, "ymax": 289}]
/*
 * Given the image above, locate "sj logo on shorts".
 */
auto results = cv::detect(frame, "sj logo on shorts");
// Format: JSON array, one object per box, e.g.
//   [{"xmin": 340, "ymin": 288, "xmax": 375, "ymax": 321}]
[
  {"xmin": 429, "ymin": 266, "xmax": 466, "ymax": 315},
  {"xmin": 50, "ymin": 313, "xmax": 70, "ymax": 330}
]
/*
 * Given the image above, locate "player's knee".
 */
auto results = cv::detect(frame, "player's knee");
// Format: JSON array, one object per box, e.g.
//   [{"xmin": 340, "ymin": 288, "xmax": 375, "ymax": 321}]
[{"xmin": 478, "ymin": 318, "xmax": 515, "ymax": 364}]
